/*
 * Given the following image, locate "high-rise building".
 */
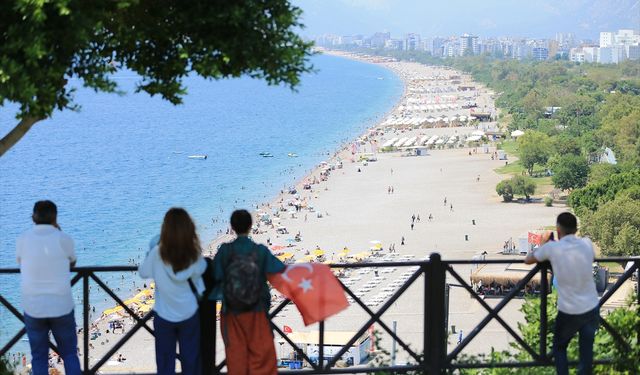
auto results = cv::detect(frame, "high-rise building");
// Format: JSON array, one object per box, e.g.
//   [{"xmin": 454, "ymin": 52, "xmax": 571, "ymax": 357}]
[
  {"xmin": 532, "ymin": 47, "xmax": 549, "ymax": 61},
  {"xmin": 459, "ymin": 34, "xmax": 479, "ymax": 56},
  {"xmin": 599, "ymin": 32, "xmax": 614, "ymax": 47},
  {"xmin": 404, "ymin": 33, "xmax": 420, "ymax": 51},
  {"xmin": 370, "ymin": 32, "xmax": 391, "ymax": 49}
]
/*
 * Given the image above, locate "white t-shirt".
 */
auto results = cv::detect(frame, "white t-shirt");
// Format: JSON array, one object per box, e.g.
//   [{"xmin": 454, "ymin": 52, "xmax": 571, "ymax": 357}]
[
  {"xmin": 16, "ymin": 225, "xmax": 76, "ymax": 318},
  {"xmin": 534, "ymin": 234, "xmax": 599, "ymax": 314},
  {"xmin": 138, "ymin": 246, "xmax": 206, "ymax": 323}
]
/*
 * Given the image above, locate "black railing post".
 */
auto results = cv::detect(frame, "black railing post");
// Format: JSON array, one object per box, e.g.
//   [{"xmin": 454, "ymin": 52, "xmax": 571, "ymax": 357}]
[
  {"xmin": 425, "ymin": 253, "xmax": 447, "ymax": 374},
  {"xmin": 319, "ymin": 320, "xmax": 325, "ymax": 370},
  {"xmin": 539, "ymin": 263, "xmax": 549, "ymax": 362},
  {"xmin": 82, "ymin": 271, "xmax": 90, "ymax": 374}
]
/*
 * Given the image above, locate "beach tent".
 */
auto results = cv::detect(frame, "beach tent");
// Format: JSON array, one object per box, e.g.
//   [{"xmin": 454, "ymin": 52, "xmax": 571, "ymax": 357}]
[{"xmin": 511, "ymin": 130, "xmax": 525, "ymax": 138}]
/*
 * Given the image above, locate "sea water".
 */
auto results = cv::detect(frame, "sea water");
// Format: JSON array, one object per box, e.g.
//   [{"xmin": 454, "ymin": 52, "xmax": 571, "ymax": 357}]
[{"xmin": 0, "ymin": 54, "xmax": 402, "ymax": 349}]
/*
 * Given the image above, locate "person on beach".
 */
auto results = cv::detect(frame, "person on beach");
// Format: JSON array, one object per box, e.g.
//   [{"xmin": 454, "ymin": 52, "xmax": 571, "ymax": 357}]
[
  {"xmin": 16, "ymin": 201, "xmax": 81, "ymax": 375},
  {"xmin": 209, "ymin": 209, "xmax": 285, "ymax": 375},
  {"xmin": 525, "ymin": 212, "xmax": 599, "ymax": 375},
  {"xmin": 139, "ymin": 208, "xmax": 207, "ymax": 375}
]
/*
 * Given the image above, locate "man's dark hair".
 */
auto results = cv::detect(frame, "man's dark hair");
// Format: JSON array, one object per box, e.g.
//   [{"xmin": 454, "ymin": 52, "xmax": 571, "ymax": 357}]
[
  {"xmin": 556, "ymin": 212, "xmax": 578, "ymax": 234},
  {"xmin": 230, "ymin": 209, "xmax": 252, "ymax": 234},
  {"xmin": 32, "ymin": 200, "xmax": 57, "ymax": 225}
]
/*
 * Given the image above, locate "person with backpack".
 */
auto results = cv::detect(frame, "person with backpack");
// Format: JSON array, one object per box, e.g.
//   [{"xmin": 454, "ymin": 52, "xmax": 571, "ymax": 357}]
[
  {"xmin": 210, "ymin": 209, "xmax": 285, "ymax": 375},
  {"xmin": 139, "ymin": 208, "xmax": 207, "ymax": 375}
]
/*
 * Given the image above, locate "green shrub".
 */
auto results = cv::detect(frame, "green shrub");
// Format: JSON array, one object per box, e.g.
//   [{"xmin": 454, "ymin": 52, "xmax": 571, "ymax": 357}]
[{"xmin": 544, "ymin": 196, "xmax": 553, "ymax": 206}]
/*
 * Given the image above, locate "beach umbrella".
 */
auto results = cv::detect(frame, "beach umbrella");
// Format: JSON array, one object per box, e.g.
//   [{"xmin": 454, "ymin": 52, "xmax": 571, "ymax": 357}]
[
  {"xmin": 313, "ymin": 249, "xmax": 325, "ymax": 257},
  {"xmin": 340, "ymin": 248, "xmax": 350, "ymax": 254},
  {"xmin": 271, "ymin": 245, "xmax": 286, "ymax": 252},
  {"xmin": 511, "ymin": 130, "xmax": 525, "ymax": 138},
  {"xmin": 102, "ymin": 306, "xmax": 124, "ymax": 316}
]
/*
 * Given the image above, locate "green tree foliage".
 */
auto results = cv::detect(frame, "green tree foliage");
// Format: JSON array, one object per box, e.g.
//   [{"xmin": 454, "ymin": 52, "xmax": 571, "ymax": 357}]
[
  {"xmin": 496, "ymin": 180, "xmax": 514, "ymax": 202},
  {"xmin": 0, "ymin": 0, "xmax": 314, "ymax": 156},
  {"xmin": 569, "ymin": 169, "xmax": 640, "ymax": 213},
  {"xmin": 588, "ymin": 163, "xmax": 619, "ymax": 184},
  {"xmin": 597, "ymin": 93, "xmax": 640, "ymax": 166},
  {"xmin": 517, "ymin": 131, "xmax": 552, "ymax": 175},
  {"xmin": 551, "ymin": 154, "xmax": 589, "ymax": 191},
  {"xmin": 496, "ymin": 175, "xmax": 536, "ymax": 201},
  {"xmin": 581, "ymin": 196, "xmax": 640, "ymax": 256},
  {"xmin": 456, "ymin": 293, "xmax": 640, "ymax": 374}
]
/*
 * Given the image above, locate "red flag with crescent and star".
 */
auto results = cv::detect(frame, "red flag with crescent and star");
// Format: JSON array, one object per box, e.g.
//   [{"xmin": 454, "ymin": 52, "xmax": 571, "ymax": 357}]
[{"xmin": 268, "ymin": 263, "xmax": 349, "ymax": 326}]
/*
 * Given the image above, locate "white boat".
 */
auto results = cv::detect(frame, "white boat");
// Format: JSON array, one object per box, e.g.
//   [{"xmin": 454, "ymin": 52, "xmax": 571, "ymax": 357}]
[
  {"xmin": 288, "ymin": 153, "xmax": 298, "ymax": 158},
  {"xmin": 188, "ymin": 155, "xmax": 207, "ymax": 160}
]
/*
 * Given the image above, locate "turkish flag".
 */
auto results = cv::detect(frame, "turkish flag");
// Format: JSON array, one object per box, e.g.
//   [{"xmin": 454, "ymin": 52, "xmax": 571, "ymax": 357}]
[
  {"xmin": 283, "ymin": 325, "xmax": 293, "ymax": 334},
  {"xmin": 528, "ymin": 232, "xmax": 542, "ymax": 245},
  {"xmin": 268, "ymin": 263, "xmax": 349, "ymax": 326}
]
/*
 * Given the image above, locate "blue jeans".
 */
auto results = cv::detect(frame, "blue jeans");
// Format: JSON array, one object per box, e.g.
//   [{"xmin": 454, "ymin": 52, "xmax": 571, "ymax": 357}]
[
  {"xmin": 553, "ymin": 306, "xmax": 599, "ymax": 375},
  {"xmin": 154, "ymin": 311, "xmax": 201, "ymax": 375},
  {"xmin": 24, "ymin": 310, "xmax": 81, "ymax": 375}
]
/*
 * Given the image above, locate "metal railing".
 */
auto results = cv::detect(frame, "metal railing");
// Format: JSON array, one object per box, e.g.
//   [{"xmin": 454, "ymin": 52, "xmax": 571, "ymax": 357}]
[{"xmin": 1, "ymin": 254, "xmax": 638, "ymax": 374}]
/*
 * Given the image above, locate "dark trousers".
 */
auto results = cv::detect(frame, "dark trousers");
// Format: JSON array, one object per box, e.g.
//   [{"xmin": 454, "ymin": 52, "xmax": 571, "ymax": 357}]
[
  {"xmin": 154, "ymin": 311, "xmax": 201, "ymax": 375},
  {"xmin": 24, "ymin": 310, "xmax": 82, "ymax": 375},
  {"xmin": 553, "ymin": 306, "xmax": 599, "ymax": 375},
  {"xmin": 199, "ymin": 300, "xmax": 217, "ymax": 375}
]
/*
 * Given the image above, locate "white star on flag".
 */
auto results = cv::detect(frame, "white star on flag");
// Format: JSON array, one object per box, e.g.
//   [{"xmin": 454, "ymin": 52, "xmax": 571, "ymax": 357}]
[{"xmin": 298, "ymin": 278, "xmax": 313, "ymax": 293}]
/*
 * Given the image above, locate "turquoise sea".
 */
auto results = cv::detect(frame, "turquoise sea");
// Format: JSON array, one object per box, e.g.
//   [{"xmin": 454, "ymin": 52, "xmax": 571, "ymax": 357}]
[{"xmin": 0, "ymin": 54, "xmax": 403, "ymax": 348}]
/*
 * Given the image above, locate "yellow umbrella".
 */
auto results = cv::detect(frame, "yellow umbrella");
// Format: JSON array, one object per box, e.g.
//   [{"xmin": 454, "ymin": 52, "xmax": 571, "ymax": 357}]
[
  {"xmin": 102, "ymin": 306, "xmax": 123, "ymax": 316},
  {"xmin": 277, "ymin": 255, "xmax": 288, "ymax": 262},
  {"xmin": 124, "ymin": 298, "xmax": 141, "ymax": 306},
  {"xmin": 340, "ymin": 248, "xmax": 350, "ymax": 254},
  {"xmin": 282, "ymin": 252, "xmax": 294, "ymax": 259},
  {"xmin": 134, "ymin": 289, "xmax": 153, "ymax": 299},
  {"xmin": 313, "ymin": 249, "xmax": 325, "ymax": 257}
]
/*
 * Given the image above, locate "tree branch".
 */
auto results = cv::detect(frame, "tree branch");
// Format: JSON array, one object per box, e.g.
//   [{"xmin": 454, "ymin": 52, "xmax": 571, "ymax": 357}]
[{"xmin": 0, "ymin": 116, "xmax": 43, "ymax": 158}]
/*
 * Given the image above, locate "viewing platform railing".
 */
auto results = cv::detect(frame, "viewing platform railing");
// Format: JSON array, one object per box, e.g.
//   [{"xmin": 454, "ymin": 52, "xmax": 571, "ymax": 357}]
[{"xmin": 1, "ymin": 254, "xmax": 638, "ymax": 374}]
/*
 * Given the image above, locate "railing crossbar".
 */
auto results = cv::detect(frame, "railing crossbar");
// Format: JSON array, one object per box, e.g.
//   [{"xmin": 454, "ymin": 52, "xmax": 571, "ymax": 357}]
[
  {"xmin": 325, "ymin": 267, "xmax": 424, "ymax": 369},
  {"xmin": 447, "ymin": 264, "xmax": 541, "ymax": 361},
  {"xmin": 446, "ymin": 266, "xmax": 542, "ymax": 362},
  {"xmin": 335, "ymin": 278, "xmax": 421, "ymax": 364}
]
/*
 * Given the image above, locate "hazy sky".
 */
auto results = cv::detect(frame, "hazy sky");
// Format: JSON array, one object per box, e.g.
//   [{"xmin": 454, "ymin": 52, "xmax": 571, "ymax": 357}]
[{"xmin": 294, "ymin": 0, "xmax": 640, "ymax": 39}]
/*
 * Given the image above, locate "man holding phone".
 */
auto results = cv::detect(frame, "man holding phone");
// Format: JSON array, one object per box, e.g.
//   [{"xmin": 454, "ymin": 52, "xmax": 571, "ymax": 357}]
[
  {"xmin": 525, "ymin": 212, "xmax": 599, "ymax": 375},
  {"xmin": 17, "ymin": 201, "xmax": 81, "ymax": 375}
]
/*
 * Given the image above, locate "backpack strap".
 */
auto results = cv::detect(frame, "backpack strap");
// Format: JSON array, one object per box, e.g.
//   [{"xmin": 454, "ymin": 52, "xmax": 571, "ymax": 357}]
[{"xmin": 187, "ymin": 278, "xmax": 201, "ymax": 302}]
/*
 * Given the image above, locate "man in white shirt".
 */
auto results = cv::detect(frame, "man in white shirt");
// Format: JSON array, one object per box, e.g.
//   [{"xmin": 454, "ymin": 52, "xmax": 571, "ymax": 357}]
[
  {"xmin": 16, "ymin": 201, "xmax": 81, "ymax": 375},
  {"xmin": 525, "ymin": 212, "xmax": 599, "ymax": 375}
]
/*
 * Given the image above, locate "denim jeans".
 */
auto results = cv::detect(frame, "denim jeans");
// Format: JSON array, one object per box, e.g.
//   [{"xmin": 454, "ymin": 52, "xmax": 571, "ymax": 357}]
[
  {"xmin": 553, "ymin": 306, "xmax": 600, "ymax": 375},
  {"xmin": 24, "ymin": 310, "xmax": 81, "ymax": 375},
  {"xmin": 154, "ymin": 311, "xmax": 201, "ymax": 375}
]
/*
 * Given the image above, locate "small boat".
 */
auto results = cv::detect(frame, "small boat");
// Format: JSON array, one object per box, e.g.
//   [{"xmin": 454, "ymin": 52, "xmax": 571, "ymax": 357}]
[
  {"xmin": 287, "ymin": 153, "xmax": 298, "ymax": 158},
  {"xmin": 188, "ymin": 155, "xmax": 207, "ymax": 160},
  {"xmin": 262, "ymin": 153, "xmax": 274, "ymax": 158}
]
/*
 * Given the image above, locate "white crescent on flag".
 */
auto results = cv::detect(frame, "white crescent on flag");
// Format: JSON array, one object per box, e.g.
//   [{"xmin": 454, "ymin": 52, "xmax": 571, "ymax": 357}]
[{"xmin": 280, "ymin": 263, "xmax": 314, "ymax": 283}]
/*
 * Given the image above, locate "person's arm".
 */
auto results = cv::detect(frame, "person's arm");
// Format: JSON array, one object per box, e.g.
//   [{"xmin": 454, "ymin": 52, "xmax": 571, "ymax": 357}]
[
  {"xmin": 138, "ymin": 248, "xmax": 155, "ymax": 279},
  {"xmin": 524, "ymin": 232, "xmax": 553, "ymax": 264},
  {"xmin": 263, "ymin": 245, "xmax": 286, "ymax": 274},
  {"xmin": 60, "ymin": 233, "xmax": 76, "ymax": 268}
]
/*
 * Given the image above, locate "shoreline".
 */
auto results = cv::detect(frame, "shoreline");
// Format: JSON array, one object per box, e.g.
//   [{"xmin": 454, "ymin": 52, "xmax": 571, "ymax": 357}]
[{"xmin": 205, "ymin": 50, "xmax": 410, "ymax": 255}]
